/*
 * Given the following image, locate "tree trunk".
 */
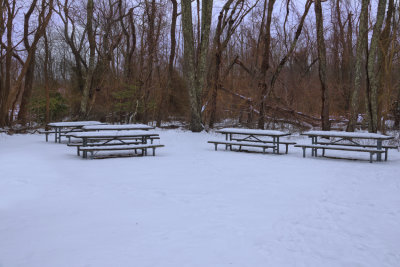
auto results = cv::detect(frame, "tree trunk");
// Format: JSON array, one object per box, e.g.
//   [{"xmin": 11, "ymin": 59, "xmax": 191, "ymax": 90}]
[
  {"xmin": 44, "ymin": 30, "xmax": 50, "ymax": 127},
  {"xmin": 181, "ymin": 0, "xmax": 213, "ymax": 132},
  {"xmin": 347, "ymin": 0, "xmax": 369, "ymax": 132},
  {"xmin": 314, "ymin": 0, "xmax": 330, "ymax": 130},
  {"xmin": 0, "ymin": 1, "xmax": 15, "ymax": 127},
  {"xmin": 80, "ymin": 0, "xmax": 95, "ymax": 118},
  {"xmin": 366, "ymin": 0, "xmax": 387, "ymax": 133},
  {"xmin": 376, "ymin": 0, "xmax": 394, "ymax": 131},
  {"xmin": 257, "ymin": 0, "xmax": 275, "ymax": 129},
  {"xmin": 156, "ymin": 0, "xmax": 177, "ymax": 127}
]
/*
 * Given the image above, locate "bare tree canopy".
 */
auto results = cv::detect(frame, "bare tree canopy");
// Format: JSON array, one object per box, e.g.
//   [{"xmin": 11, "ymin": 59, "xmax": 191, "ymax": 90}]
[{"xmin": 0, "ymin": 0, "xmax": 399, "ymax": 133}]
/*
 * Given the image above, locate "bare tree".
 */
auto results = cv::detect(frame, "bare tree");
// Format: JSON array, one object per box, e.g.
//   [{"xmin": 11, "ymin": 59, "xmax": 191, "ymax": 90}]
[
  {"xmin": 156, "ymin": 0, "xmax": 178, "ymax": 127},
  {"xmin": 314, "ymin": 0, "xmax": 330, "ymax": 130},
  {"xmin": 347, "ymin": 0, "xmax": 369, "ymax": 132},
  {"xmin": 366, "ymin": 0, "xmax": 387, "ymax": 133},
  {"xmin": 181, "ymin": 0, "xmax": 213, "ymax": 132},
  {"xmin": 208, "ymin": 0, "xmax": 257, "ymax": 128},
  {"xmin": 80, "ymin": 0, "xmax": 96, "ymax": 117},
  {"xmin": 257, "ymin": 0, "xmax": 275, "ymax": 129},
  {"xmin": 0, "ymin": 0, "xmax": 53, "ymax": 126}
]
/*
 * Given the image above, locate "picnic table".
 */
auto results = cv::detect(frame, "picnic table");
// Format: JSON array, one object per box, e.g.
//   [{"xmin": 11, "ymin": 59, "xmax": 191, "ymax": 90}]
[
  {"xmin": 209, "ymin": 128, "xmax": 294, "ymax": 154},
  {"xmin": 68, "ymin": 130, "xmax": 162, "ymax": 159},
  {"xmin": 46, "ymin": 121, "xmax": 104, "ymax": 143},
  {"xmin": 295, "ymin": 130, "xmax": 395, "ymax": 162},
  {"xmin": 82, "ymin": 124, "xmax": 154, "ymax": 131}
]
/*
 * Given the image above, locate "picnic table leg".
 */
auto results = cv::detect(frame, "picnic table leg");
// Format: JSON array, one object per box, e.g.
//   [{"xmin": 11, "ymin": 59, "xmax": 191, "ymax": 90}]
[
  {"xmin": 276, "ymin": 137, "xmax": 280, "ymax": 154},
  {"xmin": 273, "ymin": 137, "xmax": 276, "ymax": 154},
  {"xmin": 54, "ymin": 128, "xmax": 58, "ymax": 143},
  {"xmin": 83, "ymin": 138, "xmax": 87, "ymax": 159},
  {"xmin": 312, "ymin": 137, "xmax": 317, "ymax": 157},
  {"xmin": 377, "ymin": 140, "xmax": 382, "ymax": 161},
  {"xmin": 302, "ymin": 147, "xmax": 306, "ymax": 158},
  {"xmin": 385, "ymin": 148, "xmax": 388, "ymax": 161}
]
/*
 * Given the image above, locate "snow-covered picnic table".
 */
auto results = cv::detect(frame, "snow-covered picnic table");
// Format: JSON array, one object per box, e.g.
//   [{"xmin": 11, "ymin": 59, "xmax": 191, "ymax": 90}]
[
  {"xmin": 212, "ymin": 128, "xmax": 293, "ymax": 154},
  {"xmin": 47, "ymin": 121, "xmax": 104, "ymax": 143},
  {"xmin": 297, "ymin": 130, "xmax": 395, "ymax": 162},
  {"xmin": 82, "ymin": 124, "xmax": 154, "ymax": 131},
  {"xmin": 68, "ymin": 130, "xmax": 160, "ymax": 158}
]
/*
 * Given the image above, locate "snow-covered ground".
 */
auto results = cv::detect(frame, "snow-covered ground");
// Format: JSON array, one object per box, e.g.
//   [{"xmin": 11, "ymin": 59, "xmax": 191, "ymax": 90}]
[{"xmin": 1, "ymin": 129, "xmax": 400, "ymax": 267}]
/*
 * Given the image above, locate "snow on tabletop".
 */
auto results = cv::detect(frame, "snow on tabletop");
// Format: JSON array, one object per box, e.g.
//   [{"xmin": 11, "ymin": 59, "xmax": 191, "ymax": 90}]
[
  {"xmin": 208, "ymin": 140, "xmax": 275, "ymax": 146},
  {"xmin": 70, "ymin": 130, "xmax": 158, "ymax": 138},
  {"xmin": 303, "ymin": 130, "xmax": 393, "ymax": 139},
  {"xmin": 1, "ymin": 130, "xmax": 400, "ymax": 267},
  {"xmin": 217, "ymin": 127, "xmax": 289, "ymax": 136},
  {"xmin": 48, "ymin": 121, "xmax": 103, "ymax": 127},
  {"xmin": 82, "ymin": 124, "xmax": 154, "ymax": 130}
]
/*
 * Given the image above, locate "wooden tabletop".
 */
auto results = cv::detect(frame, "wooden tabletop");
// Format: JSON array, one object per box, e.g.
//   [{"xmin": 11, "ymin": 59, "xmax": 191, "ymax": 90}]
[
  {"xmin": 301, "ymin": 131, "xmax": 394, "ymax": 140},
  {"xmin": 69, "ymin": 130, "xmax": 158, "ymax": 138},
  {"xmin": 216, "ymin": 128, "xmax": 291, "ymax": 137},
  {"xmin": 82, "ymin": 124, "xmax": 154, "ymax": 131},
  {"xmin": 48, "ymin": 121, "xmax": 104, "ymax": 127}
]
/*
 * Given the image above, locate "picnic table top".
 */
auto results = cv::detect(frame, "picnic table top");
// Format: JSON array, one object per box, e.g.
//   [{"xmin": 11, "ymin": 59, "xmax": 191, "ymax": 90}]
[
  {"xmin": 216, "ymin": 128, "xmax": 291, "ymax": 137},
  {"xmin": 82, "ymin": 124, "xmax": 154, "ymax": 131},
  {"xmin": 48, "ymin": 121, "xmax": 104, "ymax": 127},
  {"xmin": 69, "ymin": 130, "xmax": 159, "ymax": 138},
  {"xmin": 301, "ymin": 130, "xmax": 393, "ymax": 140}
]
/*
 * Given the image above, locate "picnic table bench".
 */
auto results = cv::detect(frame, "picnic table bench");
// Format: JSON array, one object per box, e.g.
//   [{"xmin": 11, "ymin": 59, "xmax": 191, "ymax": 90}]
[
  {"xmin": 295, "ymin": 131, "xmax": 395, "ymax": 163},
  {"xmin": 45, "ymin": 121, "xmax": 104, "ymax": 143},
  {"xmin": 80, "ymin": 144, "xmax": 164, "ymax": 158},
  {"xmin": 209, "ymin": 128, "xmax": 294, "ymax": 154},
  {"xmin": 68, "ymin": 130, "xmax": 163, "ymax": 159}
]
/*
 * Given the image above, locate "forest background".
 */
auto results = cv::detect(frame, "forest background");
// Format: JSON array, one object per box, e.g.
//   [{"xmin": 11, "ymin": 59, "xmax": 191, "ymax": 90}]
[{"xmin": 0, "ymin": 0, "xmax": 399, "ymax": 133}]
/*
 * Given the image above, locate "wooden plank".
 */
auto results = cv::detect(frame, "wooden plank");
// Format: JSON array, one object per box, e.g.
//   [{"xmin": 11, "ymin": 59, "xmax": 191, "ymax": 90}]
[
  {"xmin": 301, "ymin": 130, "xmax": 393, "ymax": 140},
  {"xmin": 216, "ymin": 128, "xmax": 291, "ymax": 137},
  {"xmin": 294, "ymin": 144, "xmax": 386, "ymax": 153},
  {"xmin": 208, "ymin": 140, "xmax": 276, "ymax": 148}
]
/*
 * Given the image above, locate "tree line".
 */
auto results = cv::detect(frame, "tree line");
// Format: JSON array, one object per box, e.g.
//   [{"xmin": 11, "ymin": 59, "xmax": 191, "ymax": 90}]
[{"xmin": 0, "ymin": 0, "xmax": 399, "ymax": 133}]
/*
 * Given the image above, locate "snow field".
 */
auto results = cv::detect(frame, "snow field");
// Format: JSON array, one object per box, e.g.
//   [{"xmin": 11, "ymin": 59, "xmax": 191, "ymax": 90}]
[{"xmin": 0, "ymin": 130, "xmax": 399, "ymax": 267}]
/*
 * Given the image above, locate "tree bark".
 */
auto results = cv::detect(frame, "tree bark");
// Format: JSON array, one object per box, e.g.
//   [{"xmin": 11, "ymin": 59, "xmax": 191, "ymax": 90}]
[
  {"xmin": 314, "ymin": 0, "xmax": 330, "ymax": 130},
  {"xmin": 257, "ymin": 0, "xmax": 275, "ymax": 129},
  {"xmin": 376, "ymin": 0, "xmax": 394, "ymax": 131},
  {"xmin": 347, "ymin": 0, "xmax": 369, "ymax": 132},
  {"xmin": 44, "ymin": 30, "xmax": 50, "ymax": 127},
  {"xmin": 181, "ymin": 0, "xmax": 213, "ymax": 132},
  {"xmin": 366, "ymin": 0, "xmax": 387, "ymax": 133},
  {"xmin": 0, "ymin": 1, "xmax": 15, "ymax": 127},
  {"xmin": 156, "ymin": 0, "xmax": 178, "ymax": 127},
  {"xmin": 80, "ymin": 0, "xmax": 95, "ymax": 118}
]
